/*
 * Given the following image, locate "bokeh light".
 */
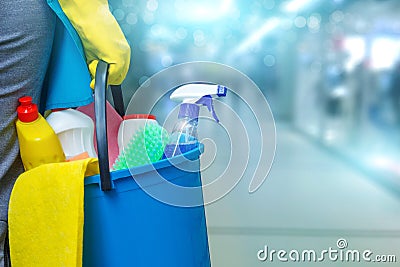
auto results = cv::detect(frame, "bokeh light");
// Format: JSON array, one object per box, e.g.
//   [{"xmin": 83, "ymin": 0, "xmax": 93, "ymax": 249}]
[{"xmin": 110, "ymin": 0, "xmax": 400, "ymax": 196}]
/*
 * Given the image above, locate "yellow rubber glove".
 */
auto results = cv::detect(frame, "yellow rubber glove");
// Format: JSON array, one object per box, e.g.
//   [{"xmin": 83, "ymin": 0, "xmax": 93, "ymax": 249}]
[{"xmin": 58, "ymin": 0, "xmax": 131, "ymax": 88}]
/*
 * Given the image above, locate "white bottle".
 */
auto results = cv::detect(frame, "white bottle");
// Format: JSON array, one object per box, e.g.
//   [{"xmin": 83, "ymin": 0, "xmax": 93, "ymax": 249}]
[
  {"xmin": 46, "ymin": 108, "xmax": 97, "ymax": 159},
  {"xmin": 117, "ymin": 114, "xmax": 158, "ymax": 153}
]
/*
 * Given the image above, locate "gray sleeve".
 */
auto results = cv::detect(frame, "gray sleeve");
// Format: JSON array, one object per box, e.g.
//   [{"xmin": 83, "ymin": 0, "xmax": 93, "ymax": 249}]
[{"xmin": 0, "ymin": 0, "xmax": 56, "ymax": 223}]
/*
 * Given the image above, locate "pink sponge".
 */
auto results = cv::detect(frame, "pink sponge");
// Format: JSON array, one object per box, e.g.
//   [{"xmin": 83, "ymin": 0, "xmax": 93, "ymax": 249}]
[{"xmin": 77, "ymin": 100, "xmax": 122, "ymax": 168}]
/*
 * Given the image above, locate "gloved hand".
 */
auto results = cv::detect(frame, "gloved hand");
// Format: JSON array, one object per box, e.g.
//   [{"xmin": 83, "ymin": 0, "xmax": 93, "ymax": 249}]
[{"xmin": 58, "ymin": 0, "xmax": 131, "ymax": 88}]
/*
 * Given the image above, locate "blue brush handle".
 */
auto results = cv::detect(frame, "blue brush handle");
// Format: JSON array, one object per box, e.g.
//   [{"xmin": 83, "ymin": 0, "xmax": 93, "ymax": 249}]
[{"xmin": 94, "ymin": 60, "xmax": 125, "ymax": 191}]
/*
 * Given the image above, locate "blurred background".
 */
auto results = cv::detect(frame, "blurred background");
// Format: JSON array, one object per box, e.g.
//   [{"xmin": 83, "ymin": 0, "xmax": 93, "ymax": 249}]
[{"xmin": 109, "ymin": 0, "xmax": 400, "ymax": 265}]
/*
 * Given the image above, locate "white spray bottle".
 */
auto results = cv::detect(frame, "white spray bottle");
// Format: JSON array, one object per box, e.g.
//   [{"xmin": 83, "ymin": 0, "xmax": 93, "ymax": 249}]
[{"xmin": 163, "ymin": 83, "xmax": 227, "ymax": 158}]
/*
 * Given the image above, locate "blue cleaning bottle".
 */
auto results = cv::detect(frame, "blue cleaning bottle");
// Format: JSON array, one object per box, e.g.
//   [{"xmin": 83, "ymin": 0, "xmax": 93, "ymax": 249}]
[{"xmin": 163, "ymin": 83, "xmax": 227, "ymax": 158}]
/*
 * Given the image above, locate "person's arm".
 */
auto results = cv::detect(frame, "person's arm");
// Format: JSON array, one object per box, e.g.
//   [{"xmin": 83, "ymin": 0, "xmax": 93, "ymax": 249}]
[{"xmin": 58, "ymin": 0, "xmax": 131, "ymax": 87}]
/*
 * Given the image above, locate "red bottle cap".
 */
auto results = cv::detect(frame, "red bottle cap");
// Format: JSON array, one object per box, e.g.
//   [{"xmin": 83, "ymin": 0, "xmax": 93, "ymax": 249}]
[
  {"xmin": 17, "ymin": 96, "xmax": 38, "ymax": 122},
  {"xmin": 123, "ymin": 114, "xmax": 156, "ymax": 120}
]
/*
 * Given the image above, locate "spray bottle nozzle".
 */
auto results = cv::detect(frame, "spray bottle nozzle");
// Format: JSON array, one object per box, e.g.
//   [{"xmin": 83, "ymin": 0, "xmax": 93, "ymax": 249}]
[
  {"xmin": 196, "ymin": 96, "xmax": 220, "ymax": 123},
  {"xmin": 170, "ymin": 83, "xmax": 228, "ymax": 123},
  {"xmin": 216, "ymin": 84, "xmax": 227, "ymax": 97}
]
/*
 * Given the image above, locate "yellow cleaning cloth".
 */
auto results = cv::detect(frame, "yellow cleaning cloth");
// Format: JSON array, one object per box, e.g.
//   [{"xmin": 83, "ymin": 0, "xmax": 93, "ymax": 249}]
[{"xmin": 8, "ymin": 158, "xmax": 99, "ymax": 267}]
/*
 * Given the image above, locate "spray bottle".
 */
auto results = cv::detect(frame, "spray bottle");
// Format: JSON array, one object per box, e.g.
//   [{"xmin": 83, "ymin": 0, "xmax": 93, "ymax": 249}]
[{"xmin": 163, "ymin": 83, "xmax": 227, "ymax": 158}]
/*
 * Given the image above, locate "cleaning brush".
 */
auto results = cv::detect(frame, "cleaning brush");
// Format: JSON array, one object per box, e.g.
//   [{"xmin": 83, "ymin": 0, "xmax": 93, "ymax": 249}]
[{"xmin": 112, "ymin": 123, "xmax": 169, "ymax": 170}]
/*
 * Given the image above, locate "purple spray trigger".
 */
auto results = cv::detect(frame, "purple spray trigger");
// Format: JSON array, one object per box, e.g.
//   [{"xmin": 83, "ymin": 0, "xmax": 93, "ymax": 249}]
[{"xmin": 196, "ymin": 95, "xmax": 220, "ymax": 123}]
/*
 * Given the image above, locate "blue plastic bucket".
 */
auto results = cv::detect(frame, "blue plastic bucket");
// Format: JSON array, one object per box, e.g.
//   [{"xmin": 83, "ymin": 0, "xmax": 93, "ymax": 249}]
[
  {"xmin": 82, "ymin": 61, "xmax": 210, "ymax": 266},
  {"xmin": 83, "ymin": 146, "xmax": 210, "ymax": 267}
]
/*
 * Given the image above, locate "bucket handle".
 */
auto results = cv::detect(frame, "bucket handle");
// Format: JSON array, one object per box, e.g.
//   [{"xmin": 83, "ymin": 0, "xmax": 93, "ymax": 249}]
[{"xmin": 94, "ymin": 60, "xmax": 125, "ymax": 191}]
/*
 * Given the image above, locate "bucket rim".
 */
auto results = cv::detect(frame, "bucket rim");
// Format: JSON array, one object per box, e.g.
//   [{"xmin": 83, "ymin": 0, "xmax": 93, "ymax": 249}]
[{"xmin": 84, "ymin": 144, "xmax": 204, "ymax": 186}]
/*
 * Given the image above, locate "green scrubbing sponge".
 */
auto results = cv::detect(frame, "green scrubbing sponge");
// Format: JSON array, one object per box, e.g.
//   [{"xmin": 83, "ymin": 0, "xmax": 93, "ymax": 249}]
[{"xmin": 112, "ymin": 124, "xmax": 169, "ymax": 170}]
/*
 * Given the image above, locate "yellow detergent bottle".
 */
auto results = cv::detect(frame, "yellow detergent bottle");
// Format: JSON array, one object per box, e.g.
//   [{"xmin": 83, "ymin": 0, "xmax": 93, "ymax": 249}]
[{"xmin": 16, "ymin": 96, "xmax": 65, "ymax": 170}]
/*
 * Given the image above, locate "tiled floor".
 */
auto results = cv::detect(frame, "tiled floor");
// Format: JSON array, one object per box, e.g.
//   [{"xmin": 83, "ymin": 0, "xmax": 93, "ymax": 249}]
[{"xmin": 204, "ymin": 123, "xmax": 400, "ymax": 266}]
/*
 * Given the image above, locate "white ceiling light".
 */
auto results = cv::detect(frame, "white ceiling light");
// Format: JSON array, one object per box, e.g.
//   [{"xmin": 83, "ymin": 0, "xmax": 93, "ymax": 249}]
[{"xmin": 281, "ymin": 0, "xmax": 314, "ymax": 13}]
